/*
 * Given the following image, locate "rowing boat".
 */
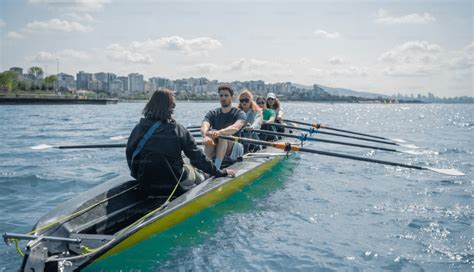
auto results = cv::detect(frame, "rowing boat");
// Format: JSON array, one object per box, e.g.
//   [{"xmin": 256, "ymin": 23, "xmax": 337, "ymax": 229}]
[{"xmin": 7, "ymin": 138, "xmax": 294, "ymax": 271}]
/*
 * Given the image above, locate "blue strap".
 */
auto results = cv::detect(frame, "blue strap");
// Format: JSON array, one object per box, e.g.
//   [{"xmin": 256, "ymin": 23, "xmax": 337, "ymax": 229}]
[{"xmin": 131, "ymin": 121, "xmax": 162, "ymax": 163}]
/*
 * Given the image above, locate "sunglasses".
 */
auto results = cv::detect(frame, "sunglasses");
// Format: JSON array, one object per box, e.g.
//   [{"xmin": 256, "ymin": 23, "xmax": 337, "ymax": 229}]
[
  {"xmin": 257, "ymin": 101, "xmax": 265, "ymax": 105},
  {"xmin": 239, "ymin": 98, "xmax": 249, "ymax": 103},
  {"xmin": 219, "ymin": 94, "xmax": 230, "ymax": 97},
  {"xmin": 267, "ymin": 98, "xmax": 274, "ymax": 101}
]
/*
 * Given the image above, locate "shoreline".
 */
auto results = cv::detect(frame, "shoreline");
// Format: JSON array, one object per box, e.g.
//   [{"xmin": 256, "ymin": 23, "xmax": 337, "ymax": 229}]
[{"xmin": 0, "ymin": 96, "xmax": 118, "ymax": 105}]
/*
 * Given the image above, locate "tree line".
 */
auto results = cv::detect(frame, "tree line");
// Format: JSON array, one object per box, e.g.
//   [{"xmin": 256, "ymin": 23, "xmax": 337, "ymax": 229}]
[{"xmin": 0, "ymin": 67, "xmax": 58, "ymax": 93}]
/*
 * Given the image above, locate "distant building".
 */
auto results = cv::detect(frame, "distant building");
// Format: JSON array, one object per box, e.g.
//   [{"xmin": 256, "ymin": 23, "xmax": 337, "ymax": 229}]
[
  {"xmin": 57, "ymin": 73, "xmax": 76, "ymax": 90},
  {"xmin": 128, "ymin": 73, "xmax": 144, "ymax": 92},
  {"xmin": 77, "ymin": 71, "xmax": 92, "ymax": 90},
  {"xmin": 149, "ymin": 77, "xmax": 171, "ymax": 89},
  {"xmin": 93, "ymin": 72, "xmax": 116, "ymax": 91},
  {"xmin": 110, "ymin": 79, "xmax": 124, "ymax": 93},
  {"xmin": 88, "ymin": 80, "xmax": 103, "ymax": 92},
  {"xmin": 116, "ymin": 76, "xmax": 128, "ymax": 92},
  {"xmin": 144, "ymin": 81, "xmax": 157, "ymax": 93},
  {"xmin": 9, "ymin": 67, "xmax": 23, "ymax": 76}
]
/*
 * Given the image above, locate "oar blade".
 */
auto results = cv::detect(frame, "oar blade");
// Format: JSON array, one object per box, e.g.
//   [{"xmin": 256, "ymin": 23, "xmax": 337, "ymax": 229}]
[
  {"xmin": 31, "ymin": 144, "xmax": 55, "ymax": 150},
  {"xmin": 426, "ymin": 167, "xmax": 465, "ymax": 176},
  {"xmin": 110, "ymin": 135, "xmax": 128, "ymax": 140},
  {"xmin": 399, "ymin": 143, "xmax": 420, "ymax": 149},
  {"xmin": 390, "ymin": 138, "xmax": 406, "ymax": 143}
]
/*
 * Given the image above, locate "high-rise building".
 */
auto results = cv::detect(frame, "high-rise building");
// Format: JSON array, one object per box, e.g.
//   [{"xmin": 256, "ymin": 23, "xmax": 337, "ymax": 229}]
[
  {"xmin": 58, "ymin": 73, "xmax": 76, "ymax": 90},
  {"xmin": 128, "ymin": 73, "xmax": 144, "ymax": 92},
  {"xmin": 116, "ymin": 76, "xmax": 128, "ymax": 92},
  {"xmin": 76, "ymin": 71, "xmax": 92, "ymax": 90},
  {"xmin": 93, "ymin": 72, "xmax": 116, "ymax": 91},
  {"xmin": 110, "ymin": 79, "xmax": 124, "ymax": 93}
]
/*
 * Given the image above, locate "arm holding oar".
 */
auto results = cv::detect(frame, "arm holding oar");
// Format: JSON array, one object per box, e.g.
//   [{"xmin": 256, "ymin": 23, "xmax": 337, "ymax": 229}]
[{"xmin": 218, "ymin": 135, "xmax": 465, "ymax": 176}]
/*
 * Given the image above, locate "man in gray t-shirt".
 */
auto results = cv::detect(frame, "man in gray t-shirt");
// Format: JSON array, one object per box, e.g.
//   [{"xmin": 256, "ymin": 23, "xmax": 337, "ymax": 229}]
[{"xmin": 201, "ymin": 84, "xmax": 246, "ymax": 169}]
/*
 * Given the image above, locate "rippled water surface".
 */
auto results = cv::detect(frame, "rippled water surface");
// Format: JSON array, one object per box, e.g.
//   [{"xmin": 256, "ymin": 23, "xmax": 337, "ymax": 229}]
[{"xmin": 0, "ymin": 102, "xmax": 472, "ymax": 271}]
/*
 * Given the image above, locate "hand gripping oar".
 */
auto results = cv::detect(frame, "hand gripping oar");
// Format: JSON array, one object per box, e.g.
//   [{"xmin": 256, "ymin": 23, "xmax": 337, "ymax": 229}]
[
  {"xmin": 283, "ymin": 119, "xmax": 407, "ymax": 143},
  {"xmin": 31, "ymin": 141, "xmax": 203, "ymax": 150},
  {"xmin": 253, "ymin": 129, "xmax": 411, "ymax": 153},
  {"xmin": 273, "ymin": 123, "xmax": 418, "ymax": 149},
  {"xmin": 219, "ymin": 136, "xmax": 464, "ymax": 176}
]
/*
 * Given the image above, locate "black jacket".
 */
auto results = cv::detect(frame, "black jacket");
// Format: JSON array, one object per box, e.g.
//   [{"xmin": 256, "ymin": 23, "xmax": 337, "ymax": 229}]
[{"xmin": 126, "ymin": 118, "xmax": 227, "ymax": 194}]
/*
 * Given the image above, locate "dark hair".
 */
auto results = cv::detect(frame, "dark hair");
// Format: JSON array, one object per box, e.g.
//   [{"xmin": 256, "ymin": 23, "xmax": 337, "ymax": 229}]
[
  {"xmin": 267, "ymin": 97, "xmax": 280, "ymax": 110},
  {"xmin": 256, "ymin": 96, "xmax": 266, "ymax": 108},
  {"xmin": 143, "ymin": 88, "xmax": 176, "ymax": 122},
  {"xmin": 218, "ymin": 84, "xmax": 234, "ymax": 96}
]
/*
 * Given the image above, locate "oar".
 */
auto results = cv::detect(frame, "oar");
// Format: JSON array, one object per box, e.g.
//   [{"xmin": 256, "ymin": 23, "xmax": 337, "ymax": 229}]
[
  {"xmin": 253, "ymin": 129, "xmax": 409, "ymax": 153},
  {"xmin": 219, "ymin": 136, "xmax": 464, "ymax": 176},
  {"xmin": 31, "ymin": 143, "xmax": 127, "ymax": 150},
  {"xmin": 273, "ymin": 123, "xmax": 418, "ymax": 149},
  {"xmin": 31, "ymin": 141, "xmax": 203, "ymax": 150},
  {"xmin": 110, "ymin": 132, "xmax": 202, "ymax": 141},
  {"xmin": 283, "ymin": 119, "xmax": 406, "ymax": 143}
]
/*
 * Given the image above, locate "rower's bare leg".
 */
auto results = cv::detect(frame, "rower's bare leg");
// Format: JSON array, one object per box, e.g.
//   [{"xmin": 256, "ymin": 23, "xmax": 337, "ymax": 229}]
[
  {"xmin": 204, "ymin": 145, "xmax": 215, "ymax": 160},
  {"xmin": 214, "ymin": 140, "xmax": 228, "ymax": 169},
  {"xmin": 225, "ymin": 141, "xmax": 234, "ymax": 156}
]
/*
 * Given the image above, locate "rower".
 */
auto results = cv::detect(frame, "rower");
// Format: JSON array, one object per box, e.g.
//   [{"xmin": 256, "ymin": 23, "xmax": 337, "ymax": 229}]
[
  {"xmin": 266, "ymin": 92, "xmax": 285, "ymax": 132},
  {"xmin": 201, "ymin": 84, "xmax": 246, "ymax": 169},
  {"xmin": 256, "ymin": 95, "xmax": 277, "ymax": 141},
  {"xmin": 126, "ymin": 89, "xmax": 235, "ymax": 198},
  {"xmin": 237, "ymin": 88, "xmax": 263, "ymax": 152}
]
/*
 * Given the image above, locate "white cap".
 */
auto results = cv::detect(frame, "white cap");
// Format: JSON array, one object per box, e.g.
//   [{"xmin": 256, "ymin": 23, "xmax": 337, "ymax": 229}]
[{"xmin": 267, "ymin": 92, "xmax": 276, "ymax": 99}]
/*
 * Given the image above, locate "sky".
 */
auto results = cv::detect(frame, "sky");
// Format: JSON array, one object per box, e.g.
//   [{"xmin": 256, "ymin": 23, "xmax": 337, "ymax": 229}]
[{"xmin": 0, "ymin": 0, "xmax": 472, "ymax": 97}]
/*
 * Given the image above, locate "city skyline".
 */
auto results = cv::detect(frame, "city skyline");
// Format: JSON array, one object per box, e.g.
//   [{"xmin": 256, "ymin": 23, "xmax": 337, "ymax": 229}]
[{"xmin": 0, "ymin": 0, "xmax": 472, "ymax": 97}]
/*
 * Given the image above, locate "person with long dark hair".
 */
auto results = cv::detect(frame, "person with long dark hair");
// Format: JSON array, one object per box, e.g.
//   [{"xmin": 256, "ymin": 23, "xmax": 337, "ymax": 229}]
[{"xmin": 126, "ymin": 89, "xmax": 235, "ymax": 198}]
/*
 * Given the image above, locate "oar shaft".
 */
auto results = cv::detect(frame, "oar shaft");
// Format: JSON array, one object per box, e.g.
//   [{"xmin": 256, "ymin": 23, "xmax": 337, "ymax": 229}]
[
  {"xmin": 274, "ymin": 123, "xmax": 397, "ymax": 146},
  {"xmin": 253, "ymin": 129, "xmax": 399, "ymax": 152},
  {"xmin": 220, "ymin": 136, "xmax": 424, "ymax": 171},
  {"xmin": 283, "ymin": 119, "xmax": 392, "ymax": 141},
  {"xmin": 56, "ymin": 141, "xmax": 203, "ymax": 149},
  {"xmin": 58, "ymin": 144, "xmax": 126, "ymax": 149}
]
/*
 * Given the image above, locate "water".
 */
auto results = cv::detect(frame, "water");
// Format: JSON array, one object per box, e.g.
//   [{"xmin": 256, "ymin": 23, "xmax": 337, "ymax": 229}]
[{"xmin": 0, "ymin": 102, "xmax": 472, "ymax": 271}]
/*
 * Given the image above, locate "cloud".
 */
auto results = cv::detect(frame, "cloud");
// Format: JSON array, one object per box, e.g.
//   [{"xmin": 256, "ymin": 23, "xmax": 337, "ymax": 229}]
[
  {"xmin": 25, "ymin": 18, "xmax": 93, "ymax": 32},
  {"xmin": 382, "ymin": 66, "xmax": 434, "ymax": 77},
  {"xmin": 7, "ymin": 31, "xmax": 25, "ymax": 39},
  {"xmin": 7, "ymin": 18, "xmax": 93, "ymax": 40},
  {"xmin": 185, "ymin": 58, "xmax": 294, "ymax": 81},
  {"xmin": 29, "ymin": 0, "xmax": 108, "ymax": 13},
  {"xmin": 27, "ymin": 49, "xmax": 92, "ymax": 62},
  {"xmin": 188, "ymin": 63, "xmax": 221, "ymax": 74},
  {"xmin": 328, "ymin": 56, "xmax": 344, "ymax": 65},
  {"xmin": 62, "ymin": 12, "xmax": 95, "ymax": 22},
  {"xmin": 378, "ymin": 41, "xmax": 441, "ymax": 63},
  {"xmin": 314, "ymin": 30, "xmax": 340, "ymax": 39},
  {"xmin": 0, "ymin": 19, "xmax": 5, "ymax": 28},
  {"xmin": 228, "ymin": 58, "xmax": 292, "ymax": 77},
  {"xmin": 374, "ymin": 9, "xmax": 435, "ymax": 25},
  {"xmin": 310, "ymin": 66, "xmax": 368, "ymax": 77},
  {"xmin": 329, "ymin": 66, "xmax": 368, "ymax": 77},
  {"xmin": 129, "ymin": 36, "xmax": 222, "ymax": 54},
  {"xmin": 446, "ymin": 43, "xmax": 474, "ymax": 70},
  {"xmin": 105, "ymin": 44, "xmax": 153, "ymax": 64}
]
